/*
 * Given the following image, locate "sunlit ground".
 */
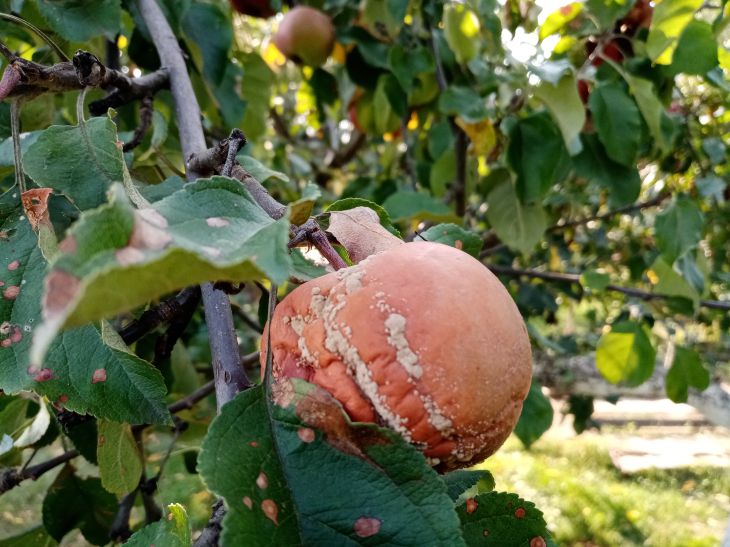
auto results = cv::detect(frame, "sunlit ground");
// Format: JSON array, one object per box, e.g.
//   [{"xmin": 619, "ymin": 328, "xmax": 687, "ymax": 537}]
[
  {"xmin": 1, "ymin": 418, "xmax": 728, "ymax": 546},
  {"xmin": 482, "ymin": 425, "xmax": 730, "ymax": 547}
]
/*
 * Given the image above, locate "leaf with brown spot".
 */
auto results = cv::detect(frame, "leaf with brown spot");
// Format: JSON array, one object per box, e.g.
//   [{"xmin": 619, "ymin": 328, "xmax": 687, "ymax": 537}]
[
  {"xmin": 30, "ymin": 178, "xmax": 291, "ymax": 365},
  {"xmin": 457, "ymin": 492, "xmax": 555, "ymax": 546},
  {"xmin": 0, "ymin": 206, "xmax": 170, "ymax": 425},
  {"xmin": 200, "ymin": 381, "xmax": 464, "ymax": 545},
  {"xmin": 325, "ymin": 206, "xmax": 403, "ymax": 263}
]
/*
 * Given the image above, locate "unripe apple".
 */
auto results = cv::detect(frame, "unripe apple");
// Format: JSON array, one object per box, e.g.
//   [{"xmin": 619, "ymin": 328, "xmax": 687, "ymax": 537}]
[
  {"xmin": 273, "ymin": 6, "xmax": 335, "ymax": 68},
  {"xmin": 262, "ymin": 242, "xmax": 533, "ymax": 471},
  {"xmin": 229, "ymin": 0, "xmax": 275, "ymax": 18}
]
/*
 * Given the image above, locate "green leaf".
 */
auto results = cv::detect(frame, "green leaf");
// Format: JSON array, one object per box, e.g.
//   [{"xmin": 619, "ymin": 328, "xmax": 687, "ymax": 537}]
[
  {"xmin": 654, "ymin": 195, "xmax": 704, "ymax": 263},
  {"xmin": 42, "ymin": 465, "xmax": 117, "ymax": 545},
  {"xmin": 596, "ymin": 321, "xmax": 656, "ymax": 386},
  {"xmin": 668, "ymin": 20, "xmax": 719, "ymax": 75},
  {"xmin": 485, "ymin": 178, "xmax": 547, "ymax": 255},
  {"xmin": 388, "ymin": 45, "xmax": 434, "ymax": 93},
  {"xmin": 199, "ymin": 382, "xmax": 464, "ymax": 545},
  {"xmin": 238, "ymin": 53, "xmax": 275, "ymax": 141},
  {"xmin": 419, "ymin": 224, "xmax": 483, "ymax": 257},
  {"xmin": 326, "ymin": 197, "xmax": 401, "ymax": 237},
  {"xmin": 37, "ymin": 0, "xmax": 121, "ymax": 41},
  {"xmin": 528, "ymin": 59, "xmax": 573, "ymax": 85},
  {"xmin": 649, "ymin": 256, "xmax": 700, "ymax": 305},
  {"xmin": 0, "ymin": 525, "xmax": 58, "ymax": 547},
  {"xmin": 0, "ymin": 131, "xmax": 42, "ymax": 168},
  {"xmin": 289, "ymin": 249, "xmax": 328, "ymax": 282},
  {"xmin": 197, "ymin": 385, "xmax": 302, "ymax": 545},
  {"xmin": 456, "ymin": 491, "xmax": 554, "ymax": 546},
  {"xmin": 237, "ymin": 155, "xmax": 289, "ymax": 184},
  {"xmin": 666, "ymin": 347, "xmax": 710, "ymax": 403},
  {"xmin": 586, "ymin": 0, "xmax": 633, "ymax": 29},
  {"xmin": 580, "ymin": 270, "xmax": 611, "ymax": 291},
  {"xmin": 125, "ymin": 503, "xmax": 192, "ymax": 547},
  {"xmin": 428, "ymin": 120, "xmax": 455, "ymax": 159},
  {"xmin": 443, "ymin": 4, "xmax": 481, "ymax": 64},
  {"xmin": 64, "ymin": 417, "xmax": 98, "ymax": 464},
  {"xmin": 0, "ymin": 207, "xmax": 171, "ymax": 425},
  {"xmin": 214, "ymin": 63, "xmax": 247, "ymax": 128},
  {"xmin": 675, "ymin": 253, "xmax": 705, "ymax": 294},
  {"xmin": 97, "ymin": 420, "xmax": 143, "ymax": 495},
  {"xmin": 382, "ymin": 191, "xmax": 459, "ymax": 223},
  {"xmin": 646, "ymin": 0, "xmax": 704, "ymax": 64},
  {"xmin": 443, "ymin": 470, "xmax": 495, "ymax": 502},
  {"xmin": 360, "ymin": 0, "xmax": 409, "ymax": 39},
  {"xmin": 182, "ymin": 3, "xmax": 232, "ymax": 85},
  {"xmin": 533, "ymin": 71, "xmax": 586, "ymax": 155},
  {"xmin": 701, "ymin": 137, "xmax": 727, "ymax": 165},
  {"xmin": 0, "ymin": 398, "xmax": 30, "ymax": 449},
  {"xmin": 438, "ymin": 86, "xmax": 489, "ymax": 123},
  {"xmin": 621, "ymin": 72, "xmax": 672, "ymax": 154},
  {"xmin": 31, "ymin": 179, "xmax": 291, "ymax": 364},
  {"xmin": 23, "ymin": 116, "xmax": 125, "ymax": 211},
  {"xmin": 573, "ymin": 134, "xmax": 641, "ymax": 207},
  {"xmin": 507, "ymin": 112, "xmax": 568, "ymax": 203},
  {"xmin": 539, "ymin": 3, "xmax": 583, "ymax": 40},
  {"xmin": 429, "ymin": 150, "xmax": 457, "ymax": 197},
  {"xmin": 695, "ymin": 175, "xmax": 727, "ymax": 200},
  {"xmin": 374, "ymin": 75, "xmax": 399, "ymax": 134},
  {"xmin": 589, "ymin": 82, "xmax": 642, "ymax": 166},
  {"xmin": 514, "ymin": 381, "xmax": 553, "ymax": 449},
  {"xmin": 288, "ymin": 184, "xmax": 321, "ymax": 226}
]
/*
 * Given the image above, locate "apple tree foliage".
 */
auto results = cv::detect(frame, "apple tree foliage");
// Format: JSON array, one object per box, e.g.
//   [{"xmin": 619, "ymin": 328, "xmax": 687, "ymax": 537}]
[{"xmin": 0, "ymin": 0, "xmax": 727, "ymax": 544}]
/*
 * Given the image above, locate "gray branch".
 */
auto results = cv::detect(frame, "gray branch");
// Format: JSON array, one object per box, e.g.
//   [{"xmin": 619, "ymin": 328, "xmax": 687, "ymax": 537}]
[
  {"xmin": 136, "ymin": 0, "xmax": 250, "ymax": 412},
  {"xmin": 536, "ymin": 353, "xmax": 730, "ymax": 429}
]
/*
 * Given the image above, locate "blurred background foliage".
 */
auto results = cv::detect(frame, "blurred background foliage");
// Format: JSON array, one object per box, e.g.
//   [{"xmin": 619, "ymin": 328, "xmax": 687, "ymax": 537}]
[{"xmin": 0, "ymin": 0, "xmax": 728, "ymax": 544}]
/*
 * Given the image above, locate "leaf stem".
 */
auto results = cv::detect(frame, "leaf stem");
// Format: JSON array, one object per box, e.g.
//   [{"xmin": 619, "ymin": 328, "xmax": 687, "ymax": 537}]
[{"xmin": 10, "ymin": 100, "xmax": 25, "ymax": 194}]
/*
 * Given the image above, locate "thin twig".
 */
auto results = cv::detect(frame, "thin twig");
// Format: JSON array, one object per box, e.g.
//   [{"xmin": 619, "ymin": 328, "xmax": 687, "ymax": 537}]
[
  {"xmin": 123, "ymin": 95, "xmax": 155, "ymax": 152},
  {"xmin": 487, "ymin": 264, "xmax": 730, "ymax": 310},
  {"xmin": 10, "ymin": 100, "xmax": 25, "ymax": 193},
  {"xmin": 230, "ymin": 302, "xmax": 263, "ymax": 334},
  {"xmin": 0, "ymin": 449, "xmax": 79, "ymax": 494},
  {"xmin": 167, "ymin": 380, "xmax": 215, "ymax": 414},
  {"xmin": 547, "ymin": 191, "xmax": 671, "ymax": 232},
  {"xmin": 118, "ymin": 286, "xmax": 201, "ymax": 345}
]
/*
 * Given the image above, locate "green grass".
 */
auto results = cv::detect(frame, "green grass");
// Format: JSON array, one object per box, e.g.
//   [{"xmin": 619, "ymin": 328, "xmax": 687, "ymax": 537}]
[
  {"xmin": 1, "ymin": 432, "xmax": 728, "ymax": 545},
  {"xmin": 479, "ymin": 434, "xmax": 730, "ymax": 547}
]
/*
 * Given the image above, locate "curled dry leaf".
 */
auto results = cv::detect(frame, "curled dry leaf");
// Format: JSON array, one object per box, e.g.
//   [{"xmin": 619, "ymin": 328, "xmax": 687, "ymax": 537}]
[
  {"xmin": 325, "ymin": 207, "xmax": 402, "ymax": 263},
  {"xmin": 21, "ymin": 188, "xmax": 54, "ymax": 230}
]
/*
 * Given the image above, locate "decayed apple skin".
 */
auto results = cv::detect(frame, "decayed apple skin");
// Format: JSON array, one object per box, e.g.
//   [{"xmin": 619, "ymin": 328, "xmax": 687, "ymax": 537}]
[
  {"xmin": 273, "ymin": 6, "xmax": 335, "ymax": 67},
  {"xmin": 262, "ymin": 242, "xmax": 533, "ymax": 471}
]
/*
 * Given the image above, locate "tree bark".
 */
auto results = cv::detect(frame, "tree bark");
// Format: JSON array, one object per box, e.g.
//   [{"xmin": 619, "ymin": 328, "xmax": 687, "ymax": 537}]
[{"xmin": 535, "ymin": 353, "xmax": 730, "ymax": 429}]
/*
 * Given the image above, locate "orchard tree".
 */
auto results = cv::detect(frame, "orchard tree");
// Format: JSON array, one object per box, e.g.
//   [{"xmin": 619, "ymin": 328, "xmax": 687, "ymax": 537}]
[{"xmin": 0, "ymin": 0, "xmax": 727, "ymax": 545}]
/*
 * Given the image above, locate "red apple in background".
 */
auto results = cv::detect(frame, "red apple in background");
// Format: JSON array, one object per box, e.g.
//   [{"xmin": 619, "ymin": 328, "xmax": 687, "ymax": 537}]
[
  {"xmin": 273, "ymin": 6, "xmax": 335, "ymax": 67},
  {"xmin": 230, "ymin": 0, "xmax": 275, "ymax": 18}
]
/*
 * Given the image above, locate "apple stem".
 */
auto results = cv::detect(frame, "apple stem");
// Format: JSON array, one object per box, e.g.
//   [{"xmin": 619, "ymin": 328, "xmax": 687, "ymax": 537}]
[{"xmin": 290, "ymin": 219, "xmax": 348, "ymax": 271}]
